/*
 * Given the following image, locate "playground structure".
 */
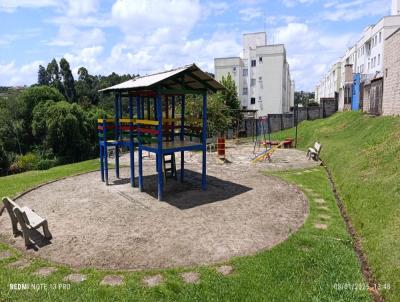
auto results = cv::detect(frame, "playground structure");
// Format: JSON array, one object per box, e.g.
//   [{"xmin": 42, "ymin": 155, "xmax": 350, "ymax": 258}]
[{"xmin": 98, "ymin": 64, "xmax": 224, "ymax": 200}]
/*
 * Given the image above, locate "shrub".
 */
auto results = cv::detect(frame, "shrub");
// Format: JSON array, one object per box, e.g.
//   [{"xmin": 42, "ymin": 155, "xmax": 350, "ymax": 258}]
[
  {"xmin": 13, "ymin": 152, "xmax": 40, "ymax": 171},
  {"xmin": 36, "ymin": 158, "xmax": 57, "ymax": 170}
]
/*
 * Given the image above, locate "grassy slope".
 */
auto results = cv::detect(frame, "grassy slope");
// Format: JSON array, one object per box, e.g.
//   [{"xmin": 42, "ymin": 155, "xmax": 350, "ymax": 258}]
[
  {"xmin": 269, "ymin": 111, "xmax": 400, "ymax": 301},
  {"xmin": 0, "ymin": 157, "xmax": 370, "ymax": 301}
]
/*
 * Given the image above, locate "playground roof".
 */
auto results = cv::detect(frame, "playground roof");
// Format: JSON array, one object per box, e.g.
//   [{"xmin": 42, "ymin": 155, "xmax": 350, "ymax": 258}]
[{"xmin": 99, "ymin": 63, "xmax": 225, "ymax": 93}]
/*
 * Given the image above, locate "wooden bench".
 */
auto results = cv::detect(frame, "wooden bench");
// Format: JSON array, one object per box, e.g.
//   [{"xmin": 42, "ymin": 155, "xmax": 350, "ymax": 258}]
[
  {"xmin": 307, "ymin": 142, "xmax": 322, "ymax": 161},
  {"xmin": 1, "ymin": 197, "xmax": 52, "ymax": 248}
]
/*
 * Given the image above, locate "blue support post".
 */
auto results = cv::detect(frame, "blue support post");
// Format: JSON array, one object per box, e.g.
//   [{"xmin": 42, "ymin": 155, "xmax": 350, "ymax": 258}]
[
  {"xmin": 171, "ymin": 96, "xmax": 175, "ymax": 141},
  {"xmin": 201, "ymin": 93, "xmax": 207, "ymax": 191},
  {"xmin": 103, "ymin": 117, "xmax": 109, "ymax": 185},
  {"xmin": 129, "ymin": 96, "xmax": 135, "ymax": 187},
  {"xmin": 180, "ymin": 95, "xmax": 185, "ymax": 182},
  {"xmin": 156, "ymin": 93, "xmax": 163, "ymax": 201},
  {"xmin": 100, "ymin": 145, "xmax": 104, "ymax": 182},
  {"xmin": 137, "ymin": 96, "xmax": 143, "ymax": 191},
  {"xmin": 115, "ymin": 94, "xmax": 120, "ymax": 179}
]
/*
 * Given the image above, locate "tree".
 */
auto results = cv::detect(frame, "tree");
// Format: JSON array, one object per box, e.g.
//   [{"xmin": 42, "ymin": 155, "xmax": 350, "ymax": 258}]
[
  {"xmin": 219, "ymin": 73, "xmax": 241, "ymax": 128},
  {"xmin": 46, "ymin": 58, "xmax": 64, "ymax": 96},
  {"xmin": 37, "ymin": 65, "xmax": 49, "ymax": 85},
  {"xmin": 60, "ymin": 58, "xmax": 76, "ymax": 102}
]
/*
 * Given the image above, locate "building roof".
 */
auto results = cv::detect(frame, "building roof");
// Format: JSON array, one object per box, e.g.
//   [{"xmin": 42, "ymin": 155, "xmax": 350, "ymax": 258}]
[{"xmin": 99, "ymin": 63, "xmax": 225, "ymax": 93}]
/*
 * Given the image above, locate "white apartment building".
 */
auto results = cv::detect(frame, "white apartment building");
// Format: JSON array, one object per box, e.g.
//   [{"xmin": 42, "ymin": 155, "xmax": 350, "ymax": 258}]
[
  {"xmin": 214, "ymin": 32, "xmax": 294, "ymax": 116},
  {"xmin": 315, "ymin": 0, "xmax": 400, "ymax": 111}
]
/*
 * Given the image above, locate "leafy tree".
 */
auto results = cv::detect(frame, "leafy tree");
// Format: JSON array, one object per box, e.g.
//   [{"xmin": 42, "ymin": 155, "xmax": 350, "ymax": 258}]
[
  {"xmin": 219, "ymin": 73, "xmax": 241, "ymax": 128},
  {"xmin": 37, "ymin": 65, "xmax": 49, "ymax": 85},
  {"xmin": 46, "ymin": 58, "xmax": 64, "ymax": 96},
  {"xmin": 32, "ymin": 101, "xmax": 99, "ymax": 162},
  {"xmin": 60, "ymin": 58, "xmax": 76, "ymax": 102}
]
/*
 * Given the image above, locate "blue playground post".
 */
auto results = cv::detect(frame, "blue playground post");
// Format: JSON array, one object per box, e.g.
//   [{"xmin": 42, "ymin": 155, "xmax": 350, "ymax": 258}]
[
  {"xmin": 115, "ymin": 93, "xmax": 120, "ymax": 179},
  {"xmin": 171, "ymin": 96, "xmax": 175, "ymax": 141},
  {"xmin": 202, "ymin": 93, "xmax": 207, "ymax": 191},
  {"xmin": 129, "ymin": 96, "xmax": 135, "ymax": 187},
  {"xmin": 156, "ymin": 92, "xmax": 163, "ymax": 200},
  {"xmin": 137, "ymin": 96, "xmax": 143, "ymax": 191},
  {"xmin": 103, "ymin": 117, "xmax": 109, "ymax": 185},
  {"xmin": 180, "ymin": 95, "xmax": 185, "ymax": 183}
]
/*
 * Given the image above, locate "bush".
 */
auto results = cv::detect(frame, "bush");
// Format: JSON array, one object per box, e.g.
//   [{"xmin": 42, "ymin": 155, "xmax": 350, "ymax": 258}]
[
  {"xmin": 36, "ymin": 159, "xmax": 57, "ymax": 170},
  {"xmin": 12, "ymin": 152, "xmax": 40, "ymax": 172}
]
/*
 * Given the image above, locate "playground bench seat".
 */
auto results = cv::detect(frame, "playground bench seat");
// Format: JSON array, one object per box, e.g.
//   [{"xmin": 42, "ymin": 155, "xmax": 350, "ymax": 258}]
[
  {"xmin": 307, "ymin": 142, "xmax": 322, "ymax": 161},
  {"xmin": 1, "ymin": 197, "xmax": 52, "ymax": 248}
]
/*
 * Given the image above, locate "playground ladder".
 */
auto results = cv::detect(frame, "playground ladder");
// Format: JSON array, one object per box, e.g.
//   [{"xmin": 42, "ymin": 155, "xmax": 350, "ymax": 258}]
[{"xmin": 162, "ymin": 153, "xmax": 177, "ymax": 181}]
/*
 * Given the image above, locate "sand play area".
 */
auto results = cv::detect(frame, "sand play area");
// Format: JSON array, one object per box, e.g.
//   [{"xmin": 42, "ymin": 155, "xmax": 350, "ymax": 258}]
[{"xmin": 0, "ymin": 143, "xmax": 319, "ymax": 270}]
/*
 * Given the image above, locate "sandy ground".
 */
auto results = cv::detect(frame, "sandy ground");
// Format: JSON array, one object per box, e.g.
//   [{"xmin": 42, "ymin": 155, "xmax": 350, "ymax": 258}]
[{"xmin": 0, "ymin": 143, "xmax": 318, "ymax": 270}]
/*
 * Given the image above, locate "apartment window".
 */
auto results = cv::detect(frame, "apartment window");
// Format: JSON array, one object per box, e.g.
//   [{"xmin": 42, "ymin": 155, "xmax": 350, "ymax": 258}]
[
  {"xmin": 259, "ymin": 57, "xmax": 263, "ymax": 62},
  {"xmin": 243, "ymin": 68, "xmax": 248, "ymax": 76},
  {"xmin": 368, "ymin": 61, "xmax": 370, "ymax": 70},
  {"xmin": 378, "ymin": 54, "xmax": 381, "ymax": 65},
  {"xmin": 379, "ymin": 32, "xmax": 382, "ymax": 43},
  {"xmin": 251, "ymin": 60, "xmax": 256, "ymax": 67},
  {"xmin": 233, "ymin": 67, "xmax": 237, "ymax": 73},
  {"xmin": 251, "ymin": 78, "xmax": 256, "ymax": 86},
  {"xmin": 250, "ymin": 97, "xmax": 256, "ymax": 105},
  {"xmin": 243, "ymin": 87, "xmax": 248, "ymax": 95}
]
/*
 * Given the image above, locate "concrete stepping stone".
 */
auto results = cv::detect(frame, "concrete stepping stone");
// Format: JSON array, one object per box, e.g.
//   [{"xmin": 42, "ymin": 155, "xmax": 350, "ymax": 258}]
[
  {"xmin": 33, "ymin": 267, "xmax": 57, "ymax": 277},
  {"xmin": 216, "ymin": 265, "xmax": 234, "ymax": 276},
  {"xmin": 314, "ymin": 223, "xmax": 328, "ymax": 230},
  {"xmin": 315, "ymin": 198, "xmax": 326, "ymax": 204},
  {"xmin": 318, "ymin": 214, "xmax": 331, "ymax": 220},
  {"xmin": 181, "ymin": 272, "xmax": 200, "ymax": 284},
  {"xmin": 64, "ymin": 273, "xmax": 87, "ymax": 283},
  {"xmin": 304, "ymin": 170, "xmax": 312, "ymax": 173},
  {"xmin": 317, "ymin": 206, "xmax": 330, "ymax": 211},
  {"xmin": 142, "ymin": 274, "xmax": 163, "ymax": 287},
  {"xmin": 100, "ymin": 275, "xmax": 124, "ymax": 286},
  {"xmin": 6, "ymin": 259, "xmax": 31, "ymax": 270},
  {"xmin": 304, "ymin": 188, "xmax": 314, "ymax": 193},
  {"xmin": 295, "ymin": 172, "xmax": 303, "ymax": 175},
  {"xmin": 0, "ymin": 250, "xmax": 13, "ymax": 260}
]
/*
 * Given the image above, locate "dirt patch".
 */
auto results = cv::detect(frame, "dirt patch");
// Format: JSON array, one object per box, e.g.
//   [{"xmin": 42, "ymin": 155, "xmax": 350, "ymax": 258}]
[{"xmin": 0, "ymin": 144, "xmax": 310, "ymax": 270}]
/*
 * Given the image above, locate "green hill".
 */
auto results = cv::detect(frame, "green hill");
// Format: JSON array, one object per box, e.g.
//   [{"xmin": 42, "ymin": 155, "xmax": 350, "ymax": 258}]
[{"xmin": 272, "ymin": 111, "xmax": 400, "ymax": 301}]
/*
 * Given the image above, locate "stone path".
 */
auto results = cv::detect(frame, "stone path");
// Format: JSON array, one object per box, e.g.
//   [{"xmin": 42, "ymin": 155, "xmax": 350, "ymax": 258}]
[
  {"xmin": 142, "ymin": 274, "xmax": 163, "ymax": 287},
  {"xmin": 64, "ymin": 273, "xmax": 87, "ymax": 283},
  {"xmin": 6, "ymin": 259, "xmax": 31, "ymax": 270},
  {"xmin": 0, "ymin": 250, "xmax": 13, "ymax": 260},
  {"xmin": 33, "ymin": 267, "xmax": 57, "ymax": 277},
  {"xmin": 216, "ymin": 265, "xmax": 234, "ymax": 276},
  {"xmin": 181, "ymin": 272, "xmax": 200, "ymax": 284},
  {"xmin": 100, "ymin": 275, "xmax": 124, "ymax": 286}
]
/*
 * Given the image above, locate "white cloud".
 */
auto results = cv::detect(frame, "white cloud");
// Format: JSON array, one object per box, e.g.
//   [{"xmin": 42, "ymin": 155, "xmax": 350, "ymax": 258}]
[
  {"xmin": 239, "ymin": 7, "xmax": 263, "ymax": 21},
  {"xmin": 0, "ymin": 60, "xmax": 44, "ymax": 86},
  {"xmin": 281, "ymin": 0, "xmax": 315, "ymax": 8},
  {"xmin": 0, "ymin": 0, "xmax": 56, "ymax": 12},
  {"xmin": 271, "ymin": 22, "xmax": 357, "ymax": 90},
  {"xmin": 48, "ymin": 25, "xmax": 105, "ymax": 47},
  {"xmin": 319, "ymin": 0, "xmax": 390, "ymax": 21}
]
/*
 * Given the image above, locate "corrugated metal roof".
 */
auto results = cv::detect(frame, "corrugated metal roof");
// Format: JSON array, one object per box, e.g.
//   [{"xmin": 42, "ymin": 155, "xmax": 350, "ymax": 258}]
[{"xmin": 99, "ymin": 63, "xmax": 225, "ymax": 93}]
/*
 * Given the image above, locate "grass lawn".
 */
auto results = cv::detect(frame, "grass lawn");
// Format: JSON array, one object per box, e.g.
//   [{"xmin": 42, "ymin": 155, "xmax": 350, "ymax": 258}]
[
  {"xmin": 0, "ymin": 157, "xmax": 371, "ymax": 301},
  {"xmin": 263, "ymin": 111, "xmax": 400, "ymax": 301}
]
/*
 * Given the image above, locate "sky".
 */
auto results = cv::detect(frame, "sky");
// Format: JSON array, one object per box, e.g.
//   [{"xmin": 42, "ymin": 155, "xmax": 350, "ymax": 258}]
[{"xmin": 0, "ymin": 0, "xmax": 393, "ymax": 91}]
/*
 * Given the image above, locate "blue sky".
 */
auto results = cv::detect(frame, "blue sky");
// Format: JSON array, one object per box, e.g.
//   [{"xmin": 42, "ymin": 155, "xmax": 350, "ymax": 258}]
[{"xmin": 0, "ymin": 0, "xmax": 393, "ymax": 90}]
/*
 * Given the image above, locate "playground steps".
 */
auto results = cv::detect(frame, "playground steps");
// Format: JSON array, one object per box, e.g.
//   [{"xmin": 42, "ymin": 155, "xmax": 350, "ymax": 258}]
[{"xmin": 163, "ymin": 153, "xmax": 177, "ymax": 181}]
